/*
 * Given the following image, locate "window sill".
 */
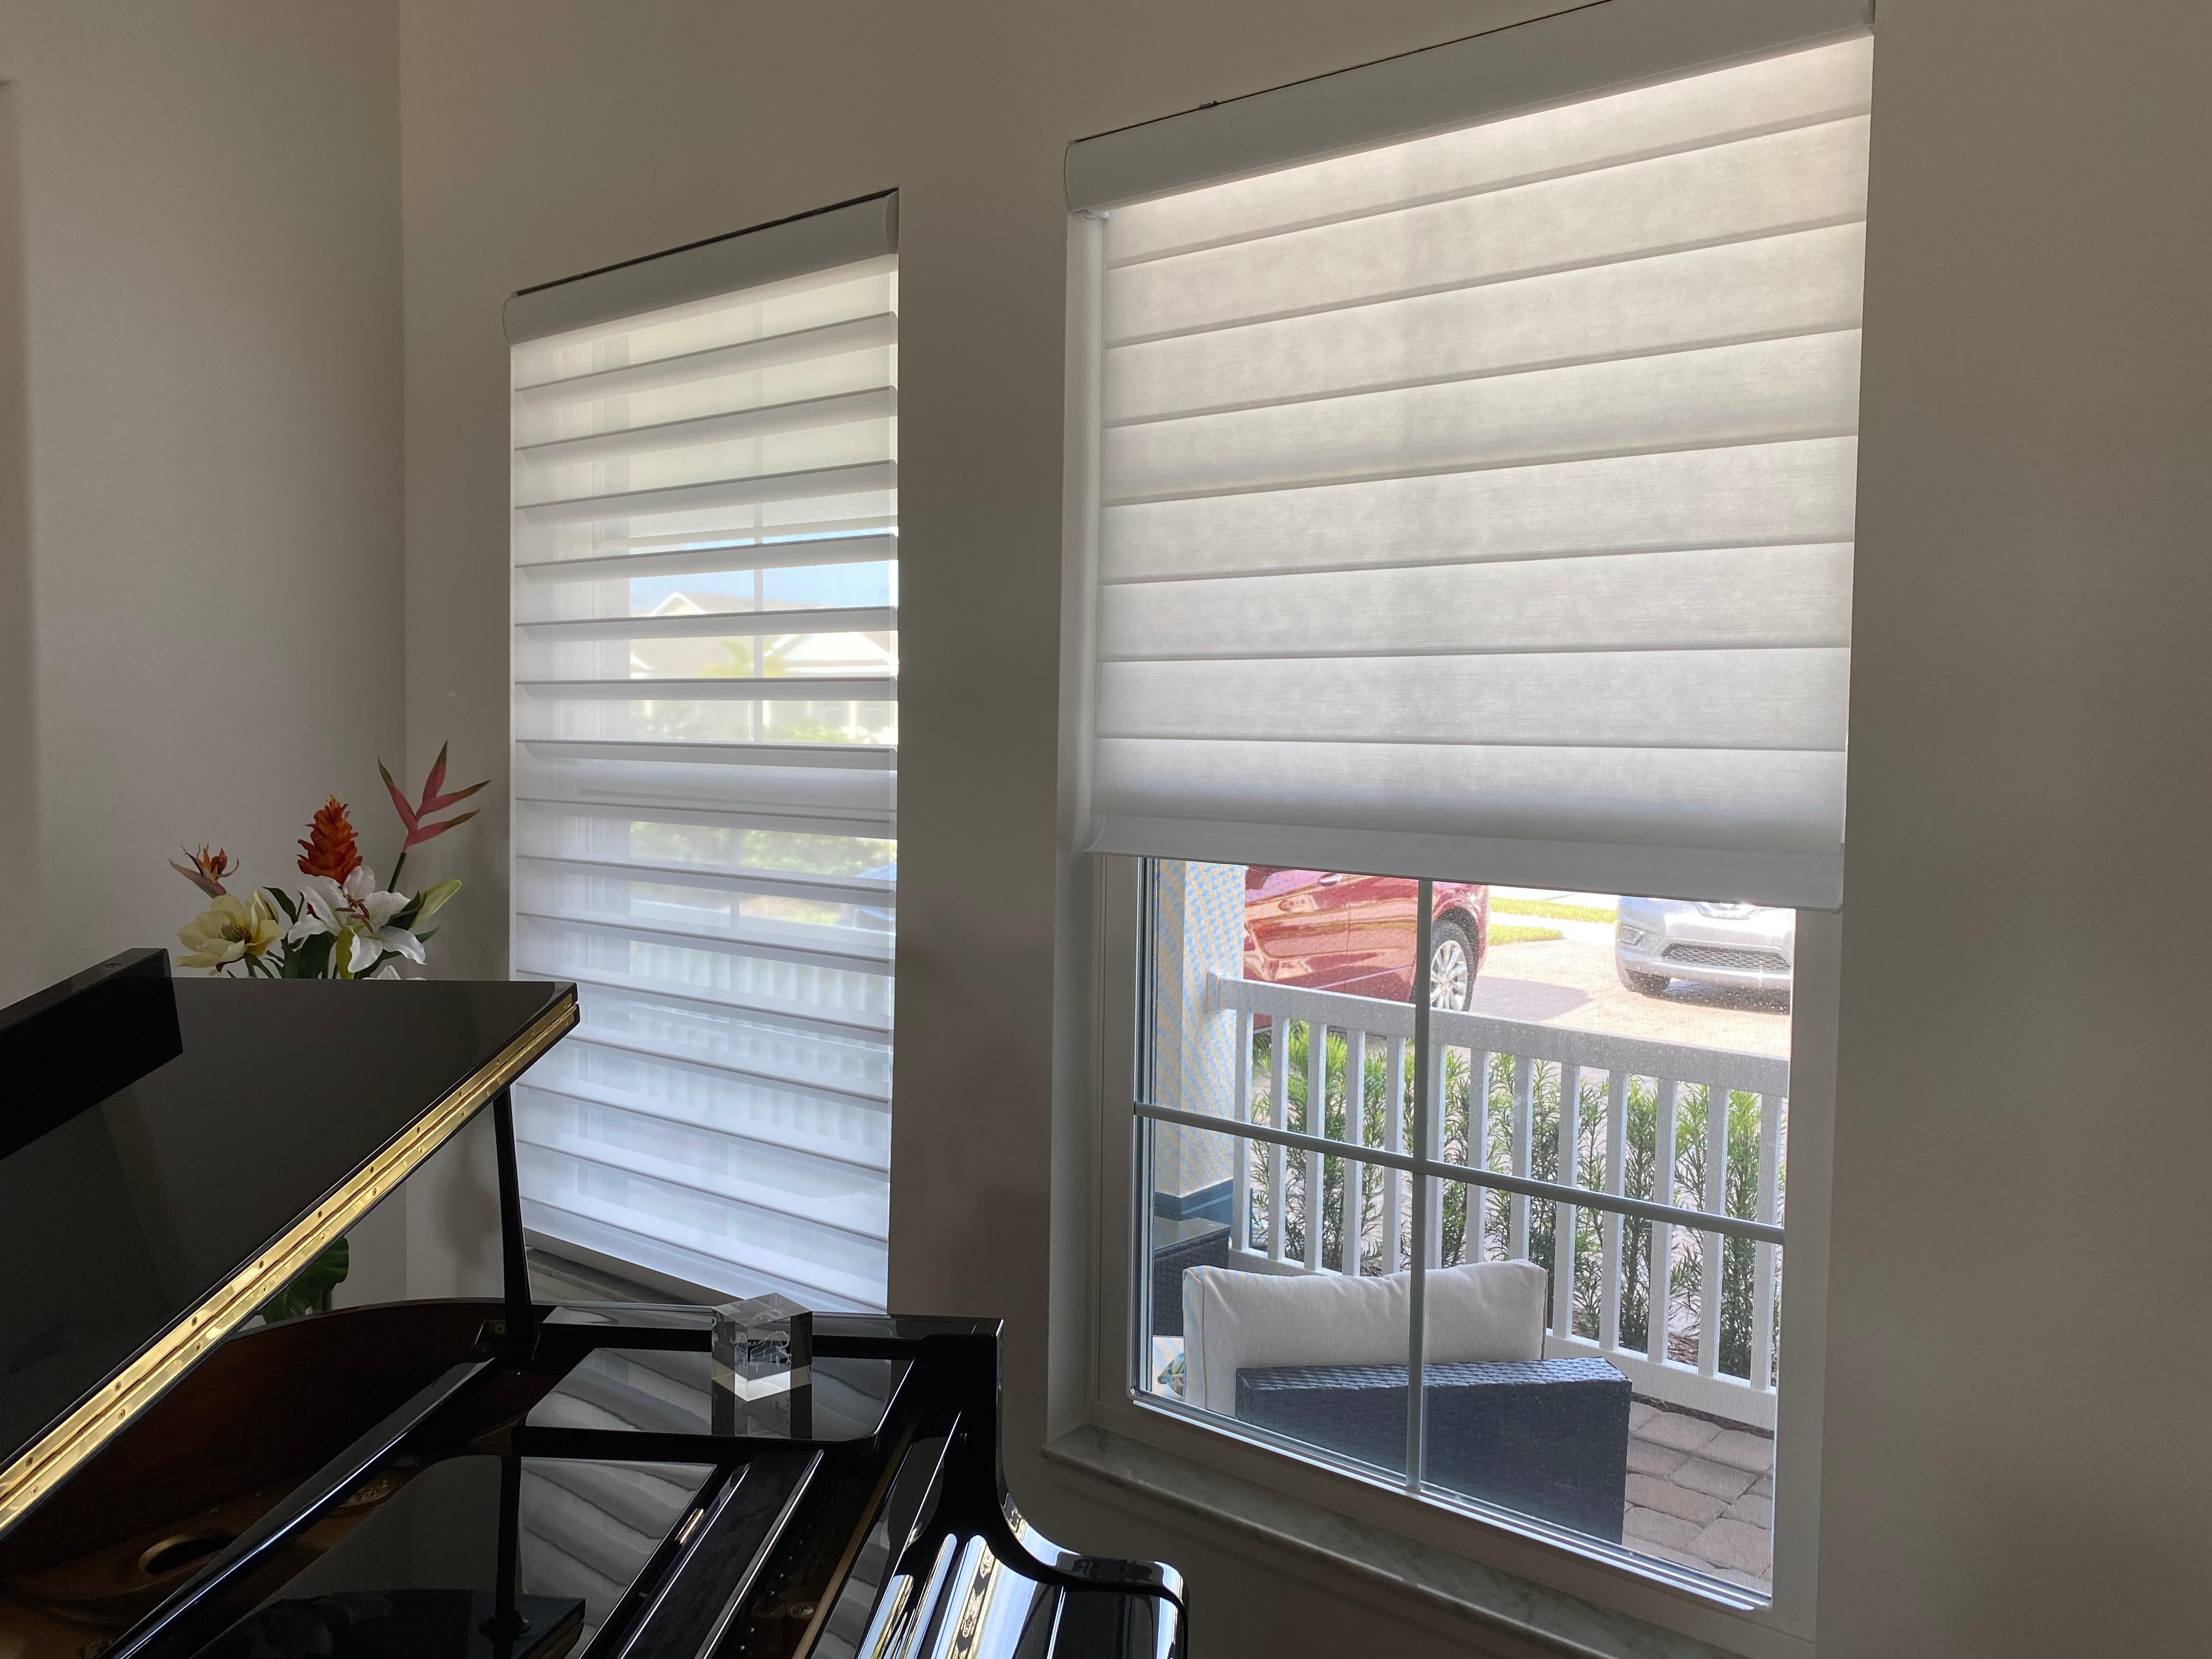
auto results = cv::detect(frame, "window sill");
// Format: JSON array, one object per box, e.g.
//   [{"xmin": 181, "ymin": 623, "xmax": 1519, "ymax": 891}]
[{"xmin": 1043, "ymin": 1422, "xmax": 1749, "ymax": 1659}]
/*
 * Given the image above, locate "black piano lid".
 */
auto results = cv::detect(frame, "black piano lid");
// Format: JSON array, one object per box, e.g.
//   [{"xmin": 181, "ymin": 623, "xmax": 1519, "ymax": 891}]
[{"xmin": 0, "ymin": 949, "xmax": 577, "ymax": 1537}]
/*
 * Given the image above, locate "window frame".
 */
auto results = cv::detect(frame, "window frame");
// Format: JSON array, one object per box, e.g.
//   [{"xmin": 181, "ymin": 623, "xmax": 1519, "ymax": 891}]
[
  {"xmin": 1083, "ymin": 855, "xmax": 1842, "ymax": 1655},
  {"xmin": 1058, "ymin": 8, "xmax": 1867, "ymax": 1639}
]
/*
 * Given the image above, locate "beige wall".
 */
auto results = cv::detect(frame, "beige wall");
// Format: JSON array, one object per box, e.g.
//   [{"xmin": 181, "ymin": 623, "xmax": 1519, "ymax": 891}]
[
  {"xmin": 0, "ymin": 0, "xmax": 404, "ymax": 995},
  {"xmin": 0, "ymin": 0, "xmax": 408, "ymax": 1296},
  {"xmin": 0, "ymin": 0, "xmax": 2185, "ymax": 1650},
  {"xmin": 394, "ymin": 1, "xmax": 1543, "ymax": 1647},
  {"xmin": 0, "ymin": 86, "xmax": 32, "ymax": 1006},
  {"xmin": 1820, "ymin": 2, "xmax": 2212, "ymax": 1654},
  {"xmin": 392, "ymin": 1, "xmax": 2212, "ymax": 1653}
]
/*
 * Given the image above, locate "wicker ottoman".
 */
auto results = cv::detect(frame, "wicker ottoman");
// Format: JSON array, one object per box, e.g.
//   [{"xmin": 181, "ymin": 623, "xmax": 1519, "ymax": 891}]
[{"xmin": 1234, "ymin": 1355, "xmax": 1630, "ymax": 1541}]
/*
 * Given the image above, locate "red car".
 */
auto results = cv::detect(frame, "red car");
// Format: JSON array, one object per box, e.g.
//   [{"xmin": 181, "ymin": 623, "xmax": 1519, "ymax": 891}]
[{"xmin": 1243, "ymin": 869, "xmax": 1489, "ymax": 1011}]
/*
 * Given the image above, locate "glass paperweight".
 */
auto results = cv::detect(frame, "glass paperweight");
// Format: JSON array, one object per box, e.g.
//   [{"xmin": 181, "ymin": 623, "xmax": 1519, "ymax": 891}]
[{"xmin": 710, "ymin": 1293, "xmax": 813, "ymax": 1437}]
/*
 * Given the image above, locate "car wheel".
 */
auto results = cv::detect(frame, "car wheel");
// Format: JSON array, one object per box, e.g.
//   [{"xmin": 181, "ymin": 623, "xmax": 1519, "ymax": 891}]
[
  {"xmin": 1617, "ymin": 962, "xmax": 1671, "ymax": 996},
  {"xmin": 1430, "ymin": 919, "xmax": 1476, "ymax": 1011}
]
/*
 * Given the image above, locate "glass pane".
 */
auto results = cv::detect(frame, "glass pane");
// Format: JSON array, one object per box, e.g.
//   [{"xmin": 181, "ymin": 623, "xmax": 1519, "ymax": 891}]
[
  {"xmin": 1141, "ymin": 863, "xmax": 1791, "ymax": 1600},
  {"xmin": 1424, "ymin": 888, "xmax": 1790, "ymax": 1595},
  {"xmin": 1138, "ymin": 861, "xmax": 1430, "ymax": 1480},
  {"xmin": 1144, "ymin": 1116, "xmax": 1414, "ymax": 1484}
]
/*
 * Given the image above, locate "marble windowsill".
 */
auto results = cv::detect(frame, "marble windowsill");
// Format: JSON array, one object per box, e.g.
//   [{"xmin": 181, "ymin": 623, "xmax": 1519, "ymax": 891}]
[{"xmin": 1042, "ymin": 1423, "xmax": 1743, "ymax": 1659}]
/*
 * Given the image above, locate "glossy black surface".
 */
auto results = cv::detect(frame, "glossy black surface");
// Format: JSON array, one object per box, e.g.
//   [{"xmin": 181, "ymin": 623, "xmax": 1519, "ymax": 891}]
[
  {"xmin": 0, "ymin": 950, "xmax": 181, "ymax": 1160},
  {"xmin": 528, "ymin": 1346, "xmax": 906, "ymax": 1444},
  {"xmin": 1, "ymin": 1302, "xmax": 1183, "ymax": 1659},
  {"xmin": 205, "ymin": 1453, "xmax": 718, "ymax": 1658},
  {"xmin": 0, "ymin": 970, "xmax": 571, "ymax": 1477}
]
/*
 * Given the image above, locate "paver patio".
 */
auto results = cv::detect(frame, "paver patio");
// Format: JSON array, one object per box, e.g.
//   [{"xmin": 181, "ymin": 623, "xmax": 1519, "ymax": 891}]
[{"xmin": 1624, "ymin": 1401, "xmax": 1774, "ymax": 1592}]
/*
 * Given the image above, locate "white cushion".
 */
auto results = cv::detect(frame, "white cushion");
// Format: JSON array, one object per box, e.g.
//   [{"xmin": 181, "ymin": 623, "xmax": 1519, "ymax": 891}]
[{"xmin": 1181, "ymin": 1260, "xmax": 1547, "ymax": 1417}]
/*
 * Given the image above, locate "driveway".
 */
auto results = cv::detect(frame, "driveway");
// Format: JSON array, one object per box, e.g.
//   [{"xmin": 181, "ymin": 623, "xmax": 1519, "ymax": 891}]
[{"xmin": 1471, "ymin": 918, "xmax": 1791, "ymax": 1059}]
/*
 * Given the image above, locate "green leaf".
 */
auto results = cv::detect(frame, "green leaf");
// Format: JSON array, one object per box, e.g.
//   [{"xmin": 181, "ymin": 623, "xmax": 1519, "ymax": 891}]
[
  {"xmin": 283, "ymin": 932, "xmax": 335, "ymax": 979},
  {"xmin": 264, "ymin": 886, "xmax": 300, "ymax": 923},
  {"xmin": 259, "ymin": 1237, "xmax": 349, "ymax": 1323}
]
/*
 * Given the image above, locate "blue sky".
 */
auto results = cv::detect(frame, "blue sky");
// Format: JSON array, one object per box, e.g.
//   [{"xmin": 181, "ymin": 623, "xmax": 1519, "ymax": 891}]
[{"xmin": 630, "ymin": 560, "xmax": 893, "ymax": 613}]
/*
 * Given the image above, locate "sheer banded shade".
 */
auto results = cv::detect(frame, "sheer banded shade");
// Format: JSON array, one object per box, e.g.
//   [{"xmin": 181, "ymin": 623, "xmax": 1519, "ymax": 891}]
[
  {"xmin": 510, "ymin": 251, "xmax": 898, "ymax": 1310},
  {"xmin": 1086, "ymin": 37, "xmax": 1871, "ymax": 907}
]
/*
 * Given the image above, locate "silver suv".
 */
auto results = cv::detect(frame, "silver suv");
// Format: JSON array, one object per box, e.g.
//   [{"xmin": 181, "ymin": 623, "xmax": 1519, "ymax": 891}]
[{"xmin": 1615, "ymin": 898, "xmax": 1793, "ymax": 1000}]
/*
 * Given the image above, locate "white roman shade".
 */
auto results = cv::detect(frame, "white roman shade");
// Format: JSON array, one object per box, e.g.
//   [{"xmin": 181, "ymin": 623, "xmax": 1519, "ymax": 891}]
[
  {"xmin": 506, "ymin": 196, "xmax": 898, "ymax": 1309},
  {"xmin": 1073, "ymin": 11, "xmax": 1870, "ymax": 908}
]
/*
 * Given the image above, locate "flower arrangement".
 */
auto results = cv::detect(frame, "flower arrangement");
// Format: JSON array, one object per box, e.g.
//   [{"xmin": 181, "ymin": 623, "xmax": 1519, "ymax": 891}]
[{"xmin": 171, "ymin": 744, "xmax": 487, "ymax": 979}]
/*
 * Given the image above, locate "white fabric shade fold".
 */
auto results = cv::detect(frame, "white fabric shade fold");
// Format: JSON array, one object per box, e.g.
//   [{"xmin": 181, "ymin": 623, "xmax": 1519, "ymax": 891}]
[
  {"xmin": 514, "ymin": 312, "xmax": 897, "ymax": 409},
  {"xmin": 1104, "ymin": 115, "xmax": 1869, "ymax": 343},
  {"xmin": 1103, "ymin": 332, "xmax": 1862, "ymax": 503},
  {"xmin": 1099, "ymin": 648, "xmax": 1850, "ymax": 750},
  {"xmin": 1104, "ymin": 223, "xmax": 1866, "ymax": 426},
  {"xmin": 517, "ymin": 534, "xmax": 898, "ymax": 592},
  {"xmin": 1100, "ymin": 544, "xmax": 1853, "ymax": 659},
  {"xmin": 515, "ymin": 461, "xmax": 896, "ymax": 526},
  {"xmin": 516, "ymin": 388, "xmax": 896, "ymax": 469}
]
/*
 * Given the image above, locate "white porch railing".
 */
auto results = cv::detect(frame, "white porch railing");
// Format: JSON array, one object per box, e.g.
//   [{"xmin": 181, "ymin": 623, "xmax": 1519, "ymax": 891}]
[{"xmin": 1150, "ymin": 973, "xmax": 1790, "ymax": 1430}]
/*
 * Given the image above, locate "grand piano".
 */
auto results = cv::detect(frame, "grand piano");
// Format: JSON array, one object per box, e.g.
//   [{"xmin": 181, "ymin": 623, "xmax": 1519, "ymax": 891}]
[{"xmin": 0, "ymin": 950, "xmax": 1183, "ymax": 1659}]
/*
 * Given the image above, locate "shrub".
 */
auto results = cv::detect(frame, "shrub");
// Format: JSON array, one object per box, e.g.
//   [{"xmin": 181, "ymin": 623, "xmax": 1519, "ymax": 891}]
[{"xmin": 1247, "ymin": 1021, "xmax": 1784, "ymax": 1386}]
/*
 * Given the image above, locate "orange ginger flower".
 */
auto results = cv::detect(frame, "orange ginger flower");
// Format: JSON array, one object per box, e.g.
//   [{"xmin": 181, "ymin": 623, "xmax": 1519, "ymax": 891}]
[{"xmin": 296, "ymin": 797, "xmax": 363, "ymax": 882}]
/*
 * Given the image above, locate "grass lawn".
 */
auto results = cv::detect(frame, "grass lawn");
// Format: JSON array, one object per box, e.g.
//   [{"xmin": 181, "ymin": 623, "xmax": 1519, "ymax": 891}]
[
  {"xmin": 1487, "ymin": 922, "xmax": 1565, "ymax": 945},
  {"xmin": 1492, "ymin": 898, "xmax": 1617, "ymax": 924}
]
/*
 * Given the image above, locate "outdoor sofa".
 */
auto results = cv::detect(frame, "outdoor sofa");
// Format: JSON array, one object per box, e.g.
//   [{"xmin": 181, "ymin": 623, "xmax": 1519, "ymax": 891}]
[{"xmin": 1176, "ymin": 1255, "xmax": 1630, "ymax": 1541}]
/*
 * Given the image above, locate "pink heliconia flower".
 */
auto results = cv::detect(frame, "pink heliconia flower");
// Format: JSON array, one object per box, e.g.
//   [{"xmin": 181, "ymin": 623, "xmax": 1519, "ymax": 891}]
[{"xmin": 380, "ymin": 741, "xmax": 488, "ymax": 867}]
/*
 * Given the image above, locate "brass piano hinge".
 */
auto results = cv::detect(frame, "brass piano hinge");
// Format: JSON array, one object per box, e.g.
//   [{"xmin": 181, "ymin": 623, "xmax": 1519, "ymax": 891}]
[{"xmin": 0, "ymin": 995, "xmax": 578, "ymax": 1539}]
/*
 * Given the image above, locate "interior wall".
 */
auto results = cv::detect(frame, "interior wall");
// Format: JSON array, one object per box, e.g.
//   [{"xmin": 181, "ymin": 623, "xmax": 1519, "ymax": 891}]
[
  {"xmin": 0, "ymin": 85, "xmax": 32, "ymax": 1007},
  {"xmin": 394, "ymin": 0, "xmax": 1542, "ymax": 1646},
  {"xmin": 393, "ymin": 1, "xmax": 2211, "ymax": 1655},
  {"xmin": 1820, "ymin": 1, "xmax": 2211, "ymax": 1654},
  {"xmin": 0, "ymin": 0, "xmax": 404, "ymax": 995}
]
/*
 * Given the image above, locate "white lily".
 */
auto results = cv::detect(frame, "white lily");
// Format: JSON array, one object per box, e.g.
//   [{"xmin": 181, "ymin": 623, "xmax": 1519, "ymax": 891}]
[{"xmin": 287, "ymin": 865, "xmax": 425, "ymax": 978}]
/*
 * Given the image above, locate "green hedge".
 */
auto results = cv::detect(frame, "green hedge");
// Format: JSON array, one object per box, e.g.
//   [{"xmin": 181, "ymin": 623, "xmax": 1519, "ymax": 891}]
[{"xmin": 1244, "ymin": 1023, "xmax": 1785, "ymax": 1387}]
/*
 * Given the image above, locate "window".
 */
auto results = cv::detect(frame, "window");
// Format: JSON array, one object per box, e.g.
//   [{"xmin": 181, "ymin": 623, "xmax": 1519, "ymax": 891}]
[
  {"xmin": 506, "ymin": 196, "xmax": 898, "ymax": 1311},
  {"xmin": 1068, "ymin": 0, "xmax": 1867, "ymax": 1627},
  {"xmin": 1138, "ymin": 865, "xmax": 1794, "ymax": 1594}
]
